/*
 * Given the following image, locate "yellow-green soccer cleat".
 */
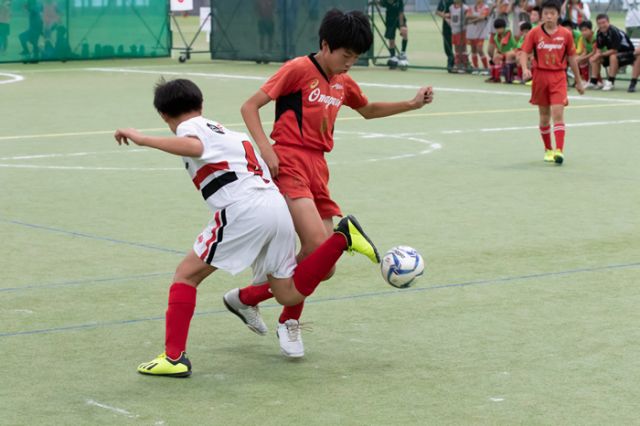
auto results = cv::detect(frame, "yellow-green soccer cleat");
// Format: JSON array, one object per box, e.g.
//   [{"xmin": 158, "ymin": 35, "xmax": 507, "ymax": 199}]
[
  {"xmin": 554, "ymin": 149, "xmax": 564, "ymax": 165},
  {"xmin": 137, "ymin": 352, "xmax": 192, "ymax": 377},
  {"xmin": 335, "ymin": 215, "xmax": 380, "ymax": 263},
  {"xmin": 544, "ymin": 149, "xmax": 555, "ymax": 162}
]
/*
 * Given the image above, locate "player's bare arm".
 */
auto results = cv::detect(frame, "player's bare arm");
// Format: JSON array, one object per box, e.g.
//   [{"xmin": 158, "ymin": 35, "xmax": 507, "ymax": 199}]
[
  {"xmin": 568, "ymin": 55, "xmax": 585, "ymax": 94},
  {"xmin": 114, "ymin": 128, "xmax": 204, "ymax": 157},
  {"xmin": 357, "ymin": 86, "xmax": 434, "ymax": 119},
  {"xmin": 240, "ymin": 89, "xmax": 279, "ymax": 177}
]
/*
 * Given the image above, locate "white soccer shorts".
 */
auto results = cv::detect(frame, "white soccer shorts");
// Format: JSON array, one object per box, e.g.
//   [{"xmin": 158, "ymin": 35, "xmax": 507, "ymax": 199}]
[{"xmin": 193, "ymin": 188, "xmax": 297, "ymax": 283}]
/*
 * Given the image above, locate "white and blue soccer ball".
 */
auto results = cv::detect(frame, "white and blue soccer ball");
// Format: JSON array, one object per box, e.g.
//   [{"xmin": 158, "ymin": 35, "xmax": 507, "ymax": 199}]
[{"xmin": 380, "ymin": 246, "xmax": 425, "ymax": 288}]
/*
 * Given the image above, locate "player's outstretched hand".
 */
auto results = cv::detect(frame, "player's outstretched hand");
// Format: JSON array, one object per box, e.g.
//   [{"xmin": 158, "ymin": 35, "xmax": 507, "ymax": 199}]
[
  {"xmin": 522, "ymin": 69, "xmax": 532, "ymax": 82},
  {"xmin": 114, "ymin": 128, "xmax": 146, "ymax": 146},
  {"xmin": 411, "ymin": 86, "xmax": 434, "ymax": 109}
]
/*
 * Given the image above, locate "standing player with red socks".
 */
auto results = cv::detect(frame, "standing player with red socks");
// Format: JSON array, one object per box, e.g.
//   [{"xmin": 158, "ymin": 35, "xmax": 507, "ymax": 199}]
[
  {"xmin": 520, "ymin": 0, "xmax": 585, "ymax": 165},
  {"xmin": 114, "ymin": 78, "xmax": 380, "ymax": 377},
  {"xmin": 227, "ymin": 8, "xmax": 433, "ymax": 359}
]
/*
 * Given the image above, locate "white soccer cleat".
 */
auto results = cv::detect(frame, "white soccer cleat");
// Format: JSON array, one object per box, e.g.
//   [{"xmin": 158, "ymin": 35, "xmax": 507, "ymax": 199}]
[
  {"xmin": 584, "ymin": 81, "xmax": 602, "ymax": 90},
  {"xmin": 277, "ymin": 319, "xmax": 304, "ymax": 358},
  {"xmin": 223, "ymin": 288, "xmax": 268, "ymax": 336},
  {"xmin": 602, "ymin": 80, "xmax": 614, "ymax": 91}
]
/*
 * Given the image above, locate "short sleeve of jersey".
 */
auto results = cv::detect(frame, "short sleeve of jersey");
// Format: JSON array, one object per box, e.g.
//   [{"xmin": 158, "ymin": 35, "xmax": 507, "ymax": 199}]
[
  {"xmin": 176, "ymin": 119, "xmax": 210, "ymax": 160},
  {"xmin": 342, "ymin": 75, "xmax": 368, "ymax": 110},
  {"xmin": 521, "ymin": 27, "xmax": 535, "ymax": 54},
  {"xmin": 260, "ymin": 59, "xmax": 305, "ymax": 100}
]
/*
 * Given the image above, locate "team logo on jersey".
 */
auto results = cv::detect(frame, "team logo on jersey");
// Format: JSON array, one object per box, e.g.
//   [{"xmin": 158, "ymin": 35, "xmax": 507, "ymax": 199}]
[
  {"xmin": 310, "ymin": 79, "xmax": 319, "ymax": 89},
  {"xmin": 308, "ymin": 87, "xmax": 342, "ymax": 107},
  {"xmin": 207, "ymin": 123, "xmax": 225, "ymax": 134},
  {"xmin": 537, "ymin": 40, "xmax": 564, "ymax": 50}
]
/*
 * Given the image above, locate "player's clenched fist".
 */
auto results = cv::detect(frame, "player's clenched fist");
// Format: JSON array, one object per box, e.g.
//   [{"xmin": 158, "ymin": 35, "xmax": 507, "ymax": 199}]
[{"xmin": 411, "ymin": 86, "xmax": 434, "ymax": 109}]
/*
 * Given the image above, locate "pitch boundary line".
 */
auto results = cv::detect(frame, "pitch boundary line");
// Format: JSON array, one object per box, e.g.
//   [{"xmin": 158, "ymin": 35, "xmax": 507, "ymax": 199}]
[{"xmin": 0, "ymin": 72, "xmax": 24, "ymax": 85}]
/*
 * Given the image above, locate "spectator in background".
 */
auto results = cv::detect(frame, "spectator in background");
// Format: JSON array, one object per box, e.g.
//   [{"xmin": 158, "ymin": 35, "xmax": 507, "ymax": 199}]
[
  {"xmin": 489, "ymin": 17, "xmax": 517, "ymax": 83},
  {"xmin": 19, "ymin": 0, "xmax": 42, "ymax": 59},
  {"xmin": 487, "ymin": 0, "xmax": 511, "ymax": 63},
  {"xmin": 530, "ymin": 6, "xmax": 541, "ymax": 26},
  {"xmin": 255, "ymin": 0, "xmax": 275, "ymax": 63},
  {"xmin": 623, "ymin": 0, "xmax": 640, "ymax": 39},
  {"xmin": 561, "ymin": 0, "xmax": 590, "ymax": 26},
  {"xmin": 513, "ymin": 0, "xmax": 531, "ymax": 37},
  {"xmin": 588, "ymin": 13, "xmax": 639, "ymax": 91},
  {"xmin": 0, "ymin": 0, "xmax": 10, "ymax": 54},
  {"xmin": 381, "ymin": 0, "xmax": 409, "ymax": 69},
  {"xmin": 436, "ymin": 0, "xmax": 455, "ymax": 72},
  {"xmin": 514, "ymin": 21, "xmax": 532, "ymax": 82},
  {"xmin": 446, "ymin": 0, "xmax": 470, "ymax": 73},
  {"xmin": 466, "ymin": 0, "xmax": 491, "ymax": 74},
  {"xmin": 576, "ymin": 20, "xmax": 597, "ymax": 84}
]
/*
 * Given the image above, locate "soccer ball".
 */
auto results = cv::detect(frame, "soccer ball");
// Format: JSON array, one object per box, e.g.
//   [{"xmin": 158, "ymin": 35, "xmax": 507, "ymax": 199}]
[{"xmin": 380, "ymin": 246, "xmax": 425, "ymax": 288}]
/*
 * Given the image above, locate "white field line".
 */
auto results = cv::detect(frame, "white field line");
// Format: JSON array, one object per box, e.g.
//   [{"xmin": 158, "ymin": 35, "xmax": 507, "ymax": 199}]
[
  {"xmin": 85, "ymin": 67, "xmax": 640, "ymax": 104},
  {"xmin": 0, "ymin": 127, "xmax": 171, "ymax": 142},
  {"xmin": 0, "ymin": 73, "xmax": 25, "ymax": 85},
  {"xmin": 85, "ymin": 399, "xmax": 138, "ymax": 418},
  {"xmin": 0, "ymin": 148, "xmax": 146, "ymax": 161},
  {"xmin": 440, "ymin": 118, "xmax": 640, "ymax": 134},
  {"xmin": 0, "ymin": 130, "xmax": 442, "ymax": 170}
]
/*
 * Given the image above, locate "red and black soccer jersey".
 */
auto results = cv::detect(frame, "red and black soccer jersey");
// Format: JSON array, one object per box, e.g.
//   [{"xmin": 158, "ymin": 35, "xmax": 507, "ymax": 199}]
[
  {"xmin": 260, "ymin": 54, "xmax": 369, "ymax": 153},
  {"xmin": 521, "ymin": 25, "xmax": 576, "ymax": 71}
]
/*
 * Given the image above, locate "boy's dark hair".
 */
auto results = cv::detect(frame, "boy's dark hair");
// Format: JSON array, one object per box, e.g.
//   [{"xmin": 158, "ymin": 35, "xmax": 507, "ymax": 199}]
[
  {"xmin": 578, "ymin": 20, "xmax": 593, "ymax": 30},
  {"xmin": 531, "ymin": 5, "xmax": 540, "ymax": 13},
  {"xmin": 153, "ymin": 78, "xmax": 203, "ymax": 118},
  {"xmin": 561, "ymin": 18, "xmax": 576, "ymax": 29},
  {"xmin": 520, "ymin": 21, "xmax": 532, "ymax": 32},
  {"xmin": 494, "ymin": 18, "xmax": 507, "ymax": 29},
  {"xmin": 318, "ymin": 9, "xmax": 373, "ymax": 54},
  {"xmin": 596, "ymin": 13, "xmax": 609, "ymax": 21},
  {"xmin": 540, "ymin": 0, "xmax": 561, "ymax": 14}
]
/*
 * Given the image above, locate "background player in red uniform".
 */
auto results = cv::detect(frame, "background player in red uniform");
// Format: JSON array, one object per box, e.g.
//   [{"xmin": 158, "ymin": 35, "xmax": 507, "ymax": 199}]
[
  {"xmin": 520, "ymin": 0, "xmax": 584, "ymax": 165},
  {"xmin": 225, "ymin": 9, "xmax": 434, "ymax": 358}
]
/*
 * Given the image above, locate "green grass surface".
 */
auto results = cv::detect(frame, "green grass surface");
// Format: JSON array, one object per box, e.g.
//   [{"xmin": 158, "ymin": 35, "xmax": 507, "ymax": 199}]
[{"xmin": 1, "ymin": 58, "xmax": 639, "ymax": 425}]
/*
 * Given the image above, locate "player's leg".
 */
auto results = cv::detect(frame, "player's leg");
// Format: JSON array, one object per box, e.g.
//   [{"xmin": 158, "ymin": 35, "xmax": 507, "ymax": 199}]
[
  {"xmin": 550, "ymin": 104, "xmax": 566, "ymax": 164},
  {"xmin": 138, "ymin": 251, "xmax": 216, "ymax": 377},
  {"xmin": 469, "ymin": 40, "xmax": 479, "ymax": 71},
  {"xmin": 588, "ymin": 55, "xmax": 603, "ymax": 89},
  {"xmin": 399, "ymin": 25, "xmax": 408, "ymax": 59},
  {"xmin": 504, "ymin": 51, "xmax": 517, "ymax": 83},
  {"xmin": 603, "ymin": 53, "xmax": 618, "ymax": 91},
  {"xmin": 538, "ymin": 105, "xmax": 554, "ymax": 162},
  {"xmin": 627, "ymin": 49, "xmax": 640, "ymax": 92},
  {"xmin": 269, "ymin": 214, "xmax": 380, "ymax": 357}
]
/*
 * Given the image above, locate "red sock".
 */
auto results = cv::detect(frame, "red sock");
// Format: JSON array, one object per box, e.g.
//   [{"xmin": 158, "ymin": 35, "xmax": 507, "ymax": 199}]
[
  {"xmin": 517, "ymin": 65, "xmax": 523, "ymax": 80},
  {"xmin": 292, "ymin": 233, "xmax": 347, "ymax": 297},
  {"xmin": 238, "ymin": 282, "xmax": 273, "ymax": 306},
  {"xmin": 539, "ymin": 125, "xmax": 552, "ymax": 150},
  {"xmin": 165, "ymin": 282, "xmax": 196, "ymax": 360},
  {"xmin": 279, "ymin": 302, "xmax": 304, "ymax": 323},
  {"xmin": 492, "ymin": 64, "xmax": 501, "ymax": 80},
  {"xmin": 580, "ymin": 64, "xmax": 589, "ymax": 81},
  {"xmin": 554, "ymin": 122, "xmax": 565, "ymax": 151},
  {"xmin": 481, "ymin": 56, "xmax": 489, "ymax": 68},
  {"xmin": 472, "ymin": 54, "xmax": 479, "ymax": 68}
]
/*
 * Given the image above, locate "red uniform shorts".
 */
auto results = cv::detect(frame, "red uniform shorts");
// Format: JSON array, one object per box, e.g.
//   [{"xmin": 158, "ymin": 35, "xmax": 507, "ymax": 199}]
[
  {"xmin": 452, "ymin": 33, "xmax": 466, "ymax": 47},
  {"xmin": 273, "ymin": 144, "xmax": 342, "ymax": 219},
  {"xmin": 530, "ymin": 69, "xmax": 568, "ymax": 107}
]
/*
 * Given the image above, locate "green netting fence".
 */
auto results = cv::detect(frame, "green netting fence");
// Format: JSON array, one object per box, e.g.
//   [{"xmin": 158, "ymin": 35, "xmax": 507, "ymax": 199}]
[{"xmin": 0, "ymin": 0, "xmax": 170, "ymax": 63}]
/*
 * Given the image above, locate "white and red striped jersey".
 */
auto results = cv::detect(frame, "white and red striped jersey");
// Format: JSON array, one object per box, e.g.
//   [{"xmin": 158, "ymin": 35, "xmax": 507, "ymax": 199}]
[{"xmin": 176, "ymin": 116, "xmax": 276, "ymax": 211}]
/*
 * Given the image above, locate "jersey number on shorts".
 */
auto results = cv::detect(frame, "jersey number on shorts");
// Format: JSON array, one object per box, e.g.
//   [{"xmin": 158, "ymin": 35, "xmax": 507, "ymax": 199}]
[{"xmin": 242, "ymin": 140, "xmax": 264, "ymax": 177}]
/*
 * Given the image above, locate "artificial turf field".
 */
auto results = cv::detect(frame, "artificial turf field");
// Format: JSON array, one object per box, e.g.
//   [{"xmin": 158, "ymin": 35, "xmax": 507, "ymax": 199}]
[{"xmin": 1, "ymin": 53, "xmax": 639, "ymax": 425}]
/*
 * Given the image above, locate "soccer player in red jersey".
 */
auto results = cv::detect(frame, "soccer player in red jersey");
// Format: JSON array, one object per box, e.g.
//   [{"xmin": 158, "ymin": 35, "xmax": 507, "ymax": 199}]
[
  {"xmin": 520, "ymin": 0, "xmax": 585, "ymax": 165},
  {"xmin": 223, "ymin": 9, "xmax": 434, "ymax": 358}
]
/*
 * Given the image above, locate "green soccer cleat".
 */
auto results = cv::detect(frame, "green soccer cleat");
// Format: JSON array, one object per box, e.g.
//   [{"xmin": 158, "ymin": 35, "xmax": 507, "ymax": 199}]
[
  {"xmin": 335, "ymin": 215, "xmax": 380, "ymax": 264},
  {"xmin": 554, "ymin": 149, "xmax": 564, "ymax": 165},
  {"xmin": 544, "ymin": 149, "xmax": 555, "ymax": 162},
  {"xmin": 137, "ymin": 352, "xmax": 192, "ymax": 378}
]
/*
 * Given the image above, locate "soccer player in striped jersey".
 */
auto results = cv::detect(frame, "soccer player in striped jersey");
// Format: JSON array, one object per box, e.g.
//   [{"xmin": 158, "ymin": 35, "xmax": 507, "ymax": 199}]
[
  {"xmin": 520, "ymin": 0, "xmax": 585, "ymax": 165},
  {"xmin": 228, "ymin": 9, "xmax": 433, "ymax": 358},
  {"xmin": 114, "ymin": 78, "xmax": 380, "ymax": 377}
]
